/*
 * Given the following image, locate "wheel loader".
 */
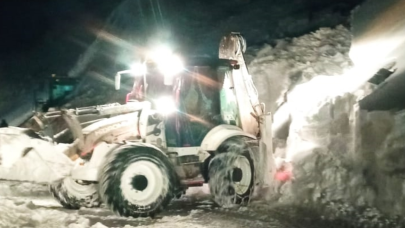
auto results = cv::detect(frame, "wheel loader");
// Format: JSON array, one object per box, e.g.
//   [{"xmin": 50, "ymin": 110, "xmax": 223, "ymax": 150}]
[{"xmin": 3, "ymin": 33, "xmax": 275, "ymax": 217}]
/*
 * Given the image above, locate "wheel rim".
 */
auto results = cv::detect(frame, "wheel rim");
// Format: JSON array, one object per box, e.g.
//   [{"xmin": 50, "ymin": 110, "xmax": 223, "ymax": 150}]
[
  {"xmin": 232, "ymin": 155, "xmax": 252, "ymax": 195},
  {"xmin": 120, "ymin": 160, "xmax": 167, "ymax": 206},
  {"xmin": 63, "ymin": 176, "xmax": 97, "ymax": 198}
]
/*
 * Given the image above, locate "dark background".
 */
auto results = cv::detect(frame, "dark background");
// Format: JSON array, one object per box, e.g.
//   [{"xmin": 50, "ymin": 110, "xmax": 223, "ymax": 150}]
[
  {"xmin": 0, "ymin": 0, "xmax": 363, "ymax": 81},
  {"xmin": 0, "ymin": 0, "xmax": 119, "ymax": 80}
]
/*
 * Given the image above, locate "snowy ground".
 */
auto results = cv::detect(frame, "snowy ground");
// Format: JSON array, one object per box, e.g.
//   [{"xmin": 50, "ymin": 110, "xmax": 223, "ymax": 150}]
[
  {"xmin": 0, "ymin": 181, "xmax": 287, "ymax": 228},
  {"xmin": 1, "ymin": 180, "xmax": 404, "ymax": 228}
]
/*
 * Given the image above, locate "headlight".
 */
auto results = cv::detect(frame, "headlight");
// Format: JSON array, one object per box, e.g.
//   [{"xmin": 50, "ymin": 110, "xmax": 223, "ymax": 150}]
[
  {"xmin": 150, "ymin": 46, "xmax": 184, "ymax": 77},
  {"xmin": 154, "ymin": 96, "xmax": 177, "ymax": 115},
  {"xmin": 158, "ymin": 55, "xmax": 183, "ymax": 77}
]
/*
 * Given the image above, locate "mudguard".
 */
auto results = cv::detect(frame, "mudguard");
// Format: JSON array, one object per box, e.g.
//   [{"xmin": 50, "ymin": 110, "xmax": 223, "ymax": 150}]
[
  {"xmin": 71, "ymin": 142, "xmax": 119, "ymax": 182},
  {"xmin": 200, "ymin": 124, "xmax": 256, "ymax": 152}
]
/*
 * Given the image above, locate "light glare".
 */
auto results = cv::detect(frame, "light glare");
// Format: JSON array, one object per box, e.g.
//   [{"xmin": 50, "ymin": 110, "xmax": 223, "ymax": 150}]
[
  {"xmin": 130, "ymin": 62, "xmax": 147, "ymax": 77},
  {"xmin": 159, "ymin": 55, "xmax": 184, "ymax": 77},
  {"xmin": 150, "ymin": 46, "xmax": 184, "ymax": 76},
  {"xmin": 154, "ymin": 96, "xmax": 177, "ymax": 115}
]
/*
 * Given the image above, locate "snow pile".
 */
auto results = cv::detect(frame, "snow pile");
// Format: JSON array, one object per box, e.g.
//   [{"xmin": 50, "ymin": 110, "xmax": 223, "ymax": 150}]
[
  {"xmin": 273, "ymin": 78, "xmax": 364, "ymax": 204},
  {"xmin": 245, "ymin": 25, "xmax": 405, "ymax": 220},
  {"xmin": 248, "ymin": 25, "xmax": 352, "ymax": 114},
  {"xmin": 270, "ymin": 75, "xmax": 405, "ymax": 219},
  {"xmin": 0, "ymin": 127, "xmax": 74, "ymax": 183}
]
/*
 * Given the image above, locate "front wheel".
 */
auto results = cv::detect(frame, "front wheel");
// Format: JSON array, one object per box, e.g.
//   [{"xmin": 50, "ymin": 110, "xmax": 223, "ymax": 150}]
[
  {"xmin": 49, "ymin": 176, "xmax": 101, "ymax": 209},
  {"xmin": 209, "ymin": 137, "xmax": 255, "ymax": 207},
  {"xmin": 98, "ymin": 145, "xmax": 179, "ymax": 217}
]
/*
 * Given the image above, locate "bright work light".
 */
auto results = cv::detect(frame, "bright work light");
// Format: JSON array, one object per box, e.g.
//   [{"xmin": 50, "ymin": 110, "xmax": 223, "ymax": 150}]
[
  {"xmin": 154, "ymin": 96, "xmax": 177, "ymax": 115},
  {"xmin": 130, "ymin": 62, "xmax": 147, "ymax": 77}
]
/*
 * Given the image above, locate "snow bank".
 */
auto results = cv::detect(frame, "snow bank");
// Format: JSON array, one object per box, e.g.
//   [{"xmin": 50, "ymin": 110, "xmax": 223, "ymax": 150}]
[
  {"xmin": 248, "ymin": 25, "xmax": 352, "ymax": 114},
  {"xmin": 246, "ymin": 25, "xmax": 405, "ymax": 220}
]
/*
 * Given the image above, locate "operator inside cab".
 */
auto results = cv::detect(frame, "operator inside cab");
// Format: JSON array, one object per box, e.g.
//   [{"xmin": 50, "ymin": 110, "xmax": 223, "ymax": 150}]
[{"xmin": 127, "ymin": 59, "xmax": 232, "ymax": 147}]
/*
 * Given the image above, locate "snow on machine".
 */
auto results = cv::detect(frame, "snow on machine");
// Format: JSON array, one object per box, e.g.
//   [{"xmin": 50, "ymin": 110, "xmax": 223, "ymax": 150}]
[{"xmin": 0, "ymin": 33, "xmax": 275, "ymax": 217}]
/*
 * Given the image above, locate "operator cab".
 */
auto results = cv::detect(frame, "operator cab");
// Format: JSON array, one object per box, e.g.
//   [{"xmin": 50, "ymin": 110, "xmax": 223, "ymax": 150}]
[{"xmin": 127, "ymin": 58, "xmax": 240, "ymax": 147}]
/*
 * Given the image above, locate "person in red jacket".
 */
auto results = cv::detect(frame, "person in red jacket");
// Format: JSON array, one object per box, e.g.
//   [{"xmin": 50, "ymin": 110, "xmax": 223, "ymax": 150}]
[{"xmin": 275, "ymin": 159, "xmax": 293, "ymax": 182}]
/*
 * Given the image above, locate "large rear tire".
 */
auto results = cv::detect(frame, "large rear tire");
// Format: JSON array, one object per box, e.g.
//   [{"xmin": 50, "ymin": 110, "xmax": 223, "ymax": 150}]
[
  {"xmin": 209, "ymin": 137, "xmax": 255, "ymax": 207},
  {"xmin": 98, "ymin": 145, "xmax": 179, "ymax": 217},
  {"xmin": 49, "ymin": 176, "xmax": 101, "ymax": 209}
]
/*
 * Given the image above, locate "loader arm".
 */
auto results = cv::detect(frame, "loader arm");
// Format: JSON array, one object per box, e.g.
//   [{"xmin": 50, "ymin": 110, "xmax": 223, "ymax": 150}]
[
  {"xmin": 53, "ymin": 102, "xmax": 151, "ymax": 157},
  {"xmin": 219, "ymin": 32, "xmax": 263, "ymax": 136},
  {"xmin": 218, "ymin": 32, "xmax": 275, "ymax": 191}
]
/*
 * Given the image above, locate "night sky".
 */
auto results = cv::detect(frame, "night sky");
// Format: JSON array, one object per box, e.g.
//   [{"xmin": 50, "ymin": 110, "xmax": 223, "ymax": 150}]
[
  {"xmin": 0, "ymin": 0, "xmax": 120, "ymax": 80},
  {"xmin": 0, "ymin": 0, "xmax": 117, "ymax": 55},
  {"xmin": 0, "ymin": 1, "xmax": 51, "ymax": 55}
]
